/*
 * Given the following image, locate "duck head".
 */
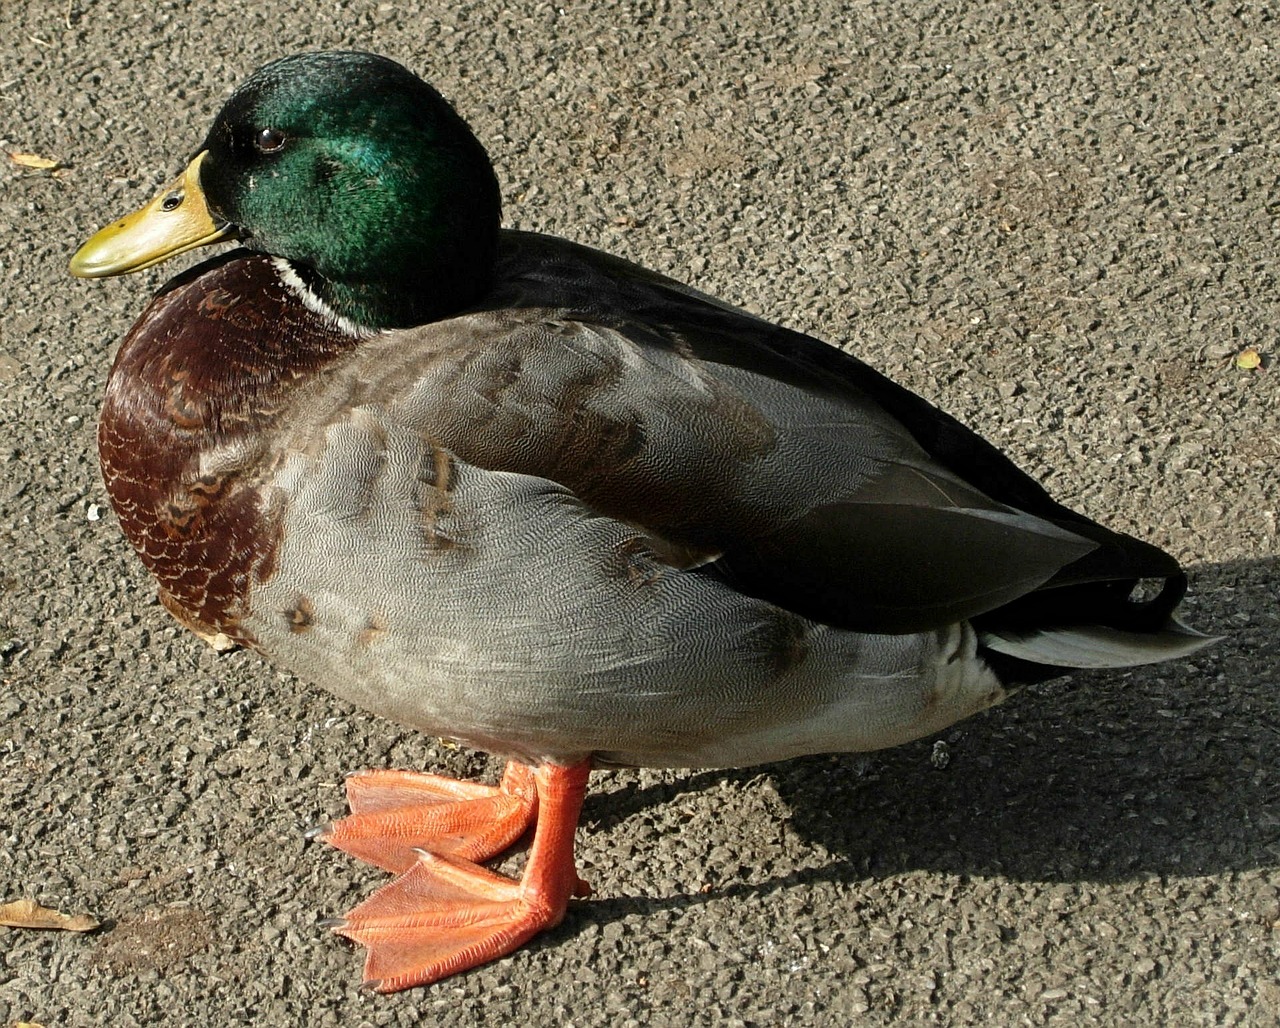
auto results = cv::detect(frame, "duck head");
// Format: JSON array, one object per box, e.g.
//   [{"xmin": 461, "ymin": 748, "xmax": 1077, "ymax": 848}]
[{"xmin": 70, "ymin": 51, "xmax": 502, "ymax": 330}]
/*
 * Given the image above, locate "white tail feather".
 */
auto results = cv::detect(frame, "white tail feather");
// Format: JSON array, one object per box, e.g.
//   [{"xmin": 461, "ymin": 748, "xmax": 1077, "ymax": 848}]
[{"xmin": 979, "ymin": 620, "xmax": 1220, "ymax": 669}]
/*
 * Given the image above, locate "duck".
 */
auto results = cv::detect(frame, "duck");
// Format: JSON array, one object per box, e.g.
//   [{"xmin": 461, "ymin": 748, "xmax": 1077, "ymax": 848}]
[{"xmin": 70, "ymin": 50, "xmax": 1214, "ymax": 993}]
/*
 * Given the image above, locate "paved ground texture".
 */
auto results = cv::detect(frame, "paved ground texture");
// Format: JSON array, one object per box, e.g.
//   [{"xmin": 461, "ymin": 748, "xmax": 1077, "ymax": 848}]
[{"xmin": 2, "ymin": 1, "xmax": 1278, "ymax": 1025}]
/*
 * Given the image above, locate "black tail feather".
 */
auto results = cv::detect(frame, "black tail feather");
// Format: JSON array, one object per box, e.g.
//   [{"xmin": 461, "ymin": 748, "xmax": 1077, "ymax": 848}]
[{"xmin": 975, "ymin": 572, "xmax": 1189, "ymax": 636}]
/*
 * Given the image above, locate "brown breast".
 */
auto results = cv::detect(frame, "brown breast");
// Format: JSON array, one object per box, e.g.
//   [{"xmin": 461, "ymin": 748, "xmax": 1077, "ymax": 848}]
[{"xmin": 98, "ymin": 252, "xmax": 359, "ymax": 645}]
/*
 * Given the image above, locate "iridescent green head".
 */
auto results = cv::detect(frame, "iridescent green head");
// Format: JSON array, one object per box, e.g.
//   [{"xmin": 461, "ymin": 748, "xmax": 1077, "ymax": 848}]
[{"xmin": 72, "ymin": 52, "xmax": 502, "ymax": 330}]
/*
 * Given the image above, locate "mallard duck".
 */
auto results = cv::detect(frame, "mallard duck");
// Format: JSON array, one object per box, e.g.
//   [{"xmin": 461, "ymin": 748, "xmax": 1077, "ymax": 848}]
[{"xmin": 70, "ymin": 51, "xmax": 1213, "ymax": 992}]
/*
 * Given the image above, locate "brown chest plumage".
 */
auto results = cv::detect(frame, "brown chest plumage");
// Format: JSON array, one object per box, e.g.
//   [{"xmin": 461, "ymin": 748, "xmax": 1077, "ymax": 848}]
[{"xmin": 98, "ymin": 253, "xmax": 358, "ymax": 644}]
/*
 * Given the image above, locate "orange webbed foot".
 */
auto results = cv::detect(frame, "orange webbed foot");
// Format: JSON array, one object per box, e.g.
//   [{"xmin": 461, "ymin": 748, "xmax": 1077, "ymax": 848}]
[
  {"xmin": 319, "ymin": 760, "xmax": 592, "ymax": 992},
  {"xmin": 309, "ymin": 762, "xmax": 539, "ymax": 872}
]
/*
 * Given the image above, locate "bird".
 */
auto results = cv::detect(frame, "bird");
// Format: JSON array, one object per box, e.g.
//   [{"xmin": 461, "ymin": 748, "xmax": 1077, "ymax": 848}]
[{"xmin": 70, "ymin": 50, "xmax": 1213, "ymax": 993}]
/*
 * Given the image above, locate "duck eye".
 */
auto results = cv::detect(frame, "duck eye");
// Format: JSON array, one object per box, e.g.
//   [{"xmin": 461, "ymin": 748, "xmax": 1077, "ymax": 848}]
[{"xmin": 255, "ymin": 127, "xmax": 287, "ymax": 153}]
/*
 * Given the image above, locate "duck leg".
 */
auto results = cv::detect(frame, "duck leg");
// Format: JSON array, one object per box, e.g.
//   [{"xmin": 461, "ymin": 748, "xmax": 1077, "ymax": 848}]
[
  {"xmin": 311, "ymin": 761, "xmax": 541, "ymax": 872},
  {"xmin": 323, "ymin": 760, "xmax": 592, "ymax": 992}
]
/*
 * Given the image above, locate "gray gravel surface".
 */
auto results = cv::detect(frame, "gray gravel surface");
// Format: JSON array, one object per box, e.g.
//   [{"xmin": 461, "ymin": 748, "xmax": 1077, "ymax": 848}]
[{"xmin": 2, "ymin": 1, "xmax": 1278, "ymax": 1025}]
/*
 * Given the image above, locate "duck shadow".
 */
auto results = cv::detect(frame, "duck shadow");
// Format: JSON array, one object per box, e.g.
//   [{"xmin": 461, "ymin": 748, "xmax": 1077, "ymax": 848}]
[{"xmin": 576, "ymin": 557, "xmax": 1279, "ymax": 923}]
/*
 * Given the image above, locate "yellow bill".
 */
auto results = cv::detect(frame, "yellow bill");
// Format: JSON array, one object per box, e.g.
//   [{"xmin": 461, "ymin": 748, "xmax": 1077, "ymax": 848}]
[{"xmin": 69, "ymin": 151, "xmax": 234, "ymax": 278}]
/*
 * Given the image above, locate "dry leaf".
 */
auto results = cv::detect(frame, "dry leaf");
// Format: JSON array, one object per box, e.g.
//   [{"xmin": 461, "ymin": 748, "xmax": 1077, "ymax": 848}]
[
  {"xmin": 16, "ymin": 1022, "xmax": 47, "ymax": 1028},
  {"xmin": 1235, "ymin": 347, "xmax": 1263, "ymax": 371},
  {"xmin": 0, "ymin": 898, "xmax": 99, "ymax": 932},
  {"xmin": 8, "ymin": 151, "xmax": 61, "ymax": 170}
]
